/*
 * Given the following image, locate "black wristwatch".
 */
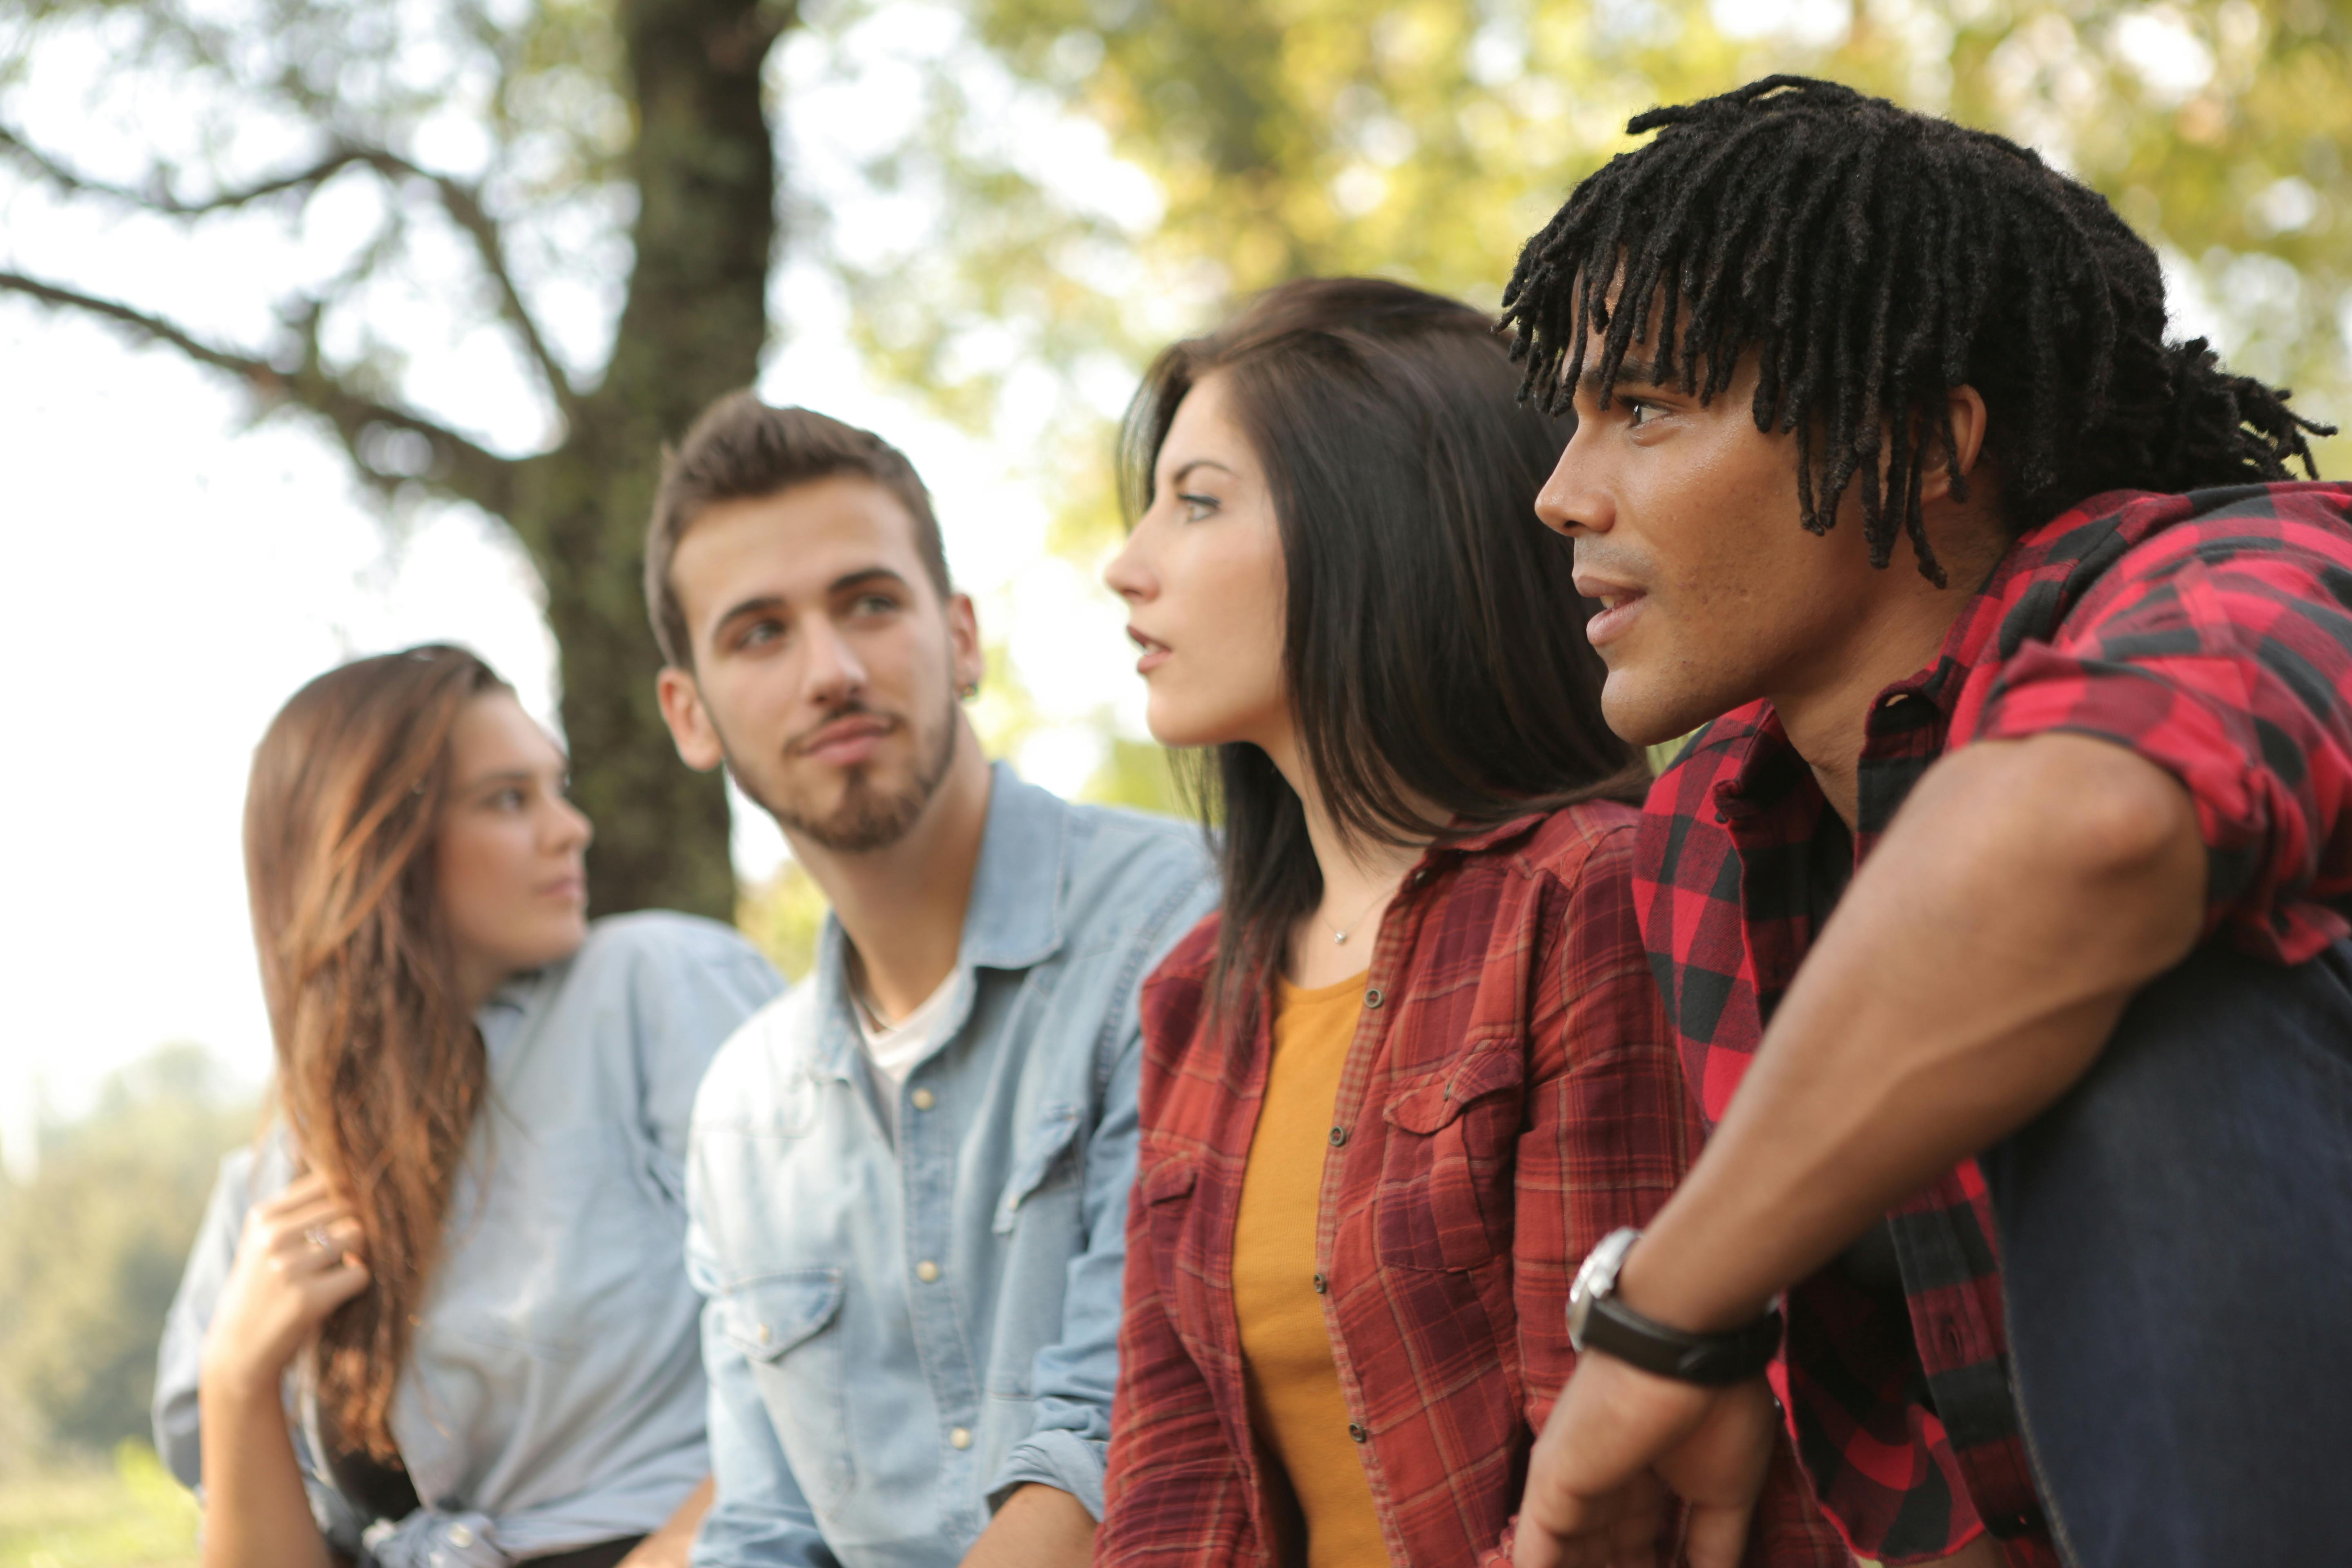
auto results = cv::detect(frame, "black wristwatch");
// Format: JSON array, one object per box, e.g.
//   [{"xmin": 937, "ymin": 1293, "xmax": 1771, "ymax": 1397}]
[{"xmin": 1566, "ymin": 1228, "xmax": 1783, "ymax": 1387}]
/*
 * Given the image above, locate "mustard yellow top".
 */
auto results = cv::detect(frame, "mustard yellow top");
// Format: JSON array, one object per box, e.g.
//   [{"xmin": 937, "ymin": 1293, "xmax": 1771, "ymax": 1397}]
[{"xmin": 1231, "ymin": 973, "xmax": 1385, "ymax": 1568}]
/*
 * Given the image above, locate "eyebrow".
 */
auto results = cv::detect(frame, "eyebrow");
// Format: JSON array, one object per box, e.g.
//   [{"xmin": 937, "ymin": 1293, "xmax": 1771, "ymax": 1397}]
[
  {"xmin": 1578, "ymin": 356, "xmax": 1671, "ymax": 401},
  {"xmin": 457, "ymin": 766, "xmax": 552, "ymax": 793},
  {"xmin": 711, "ymin": 567, "xmax": 912, "ymax": 634},
  {"xmin": 1167, "ymin": 459, "xmax": 1235, "ymax": 489}
]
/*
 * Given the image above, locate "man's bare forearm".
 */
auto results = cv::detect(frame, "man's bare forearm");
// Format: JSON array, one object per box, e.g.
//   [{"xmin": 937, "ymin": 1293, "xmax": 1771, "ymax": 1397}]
[
  {"xmin": 956, "ymin": 1483, "xmax": 1096, "ymax": 1568},
  {"xmin": 1617, "ymin": 734, "xmax": 2207, "ymax": 1332}
]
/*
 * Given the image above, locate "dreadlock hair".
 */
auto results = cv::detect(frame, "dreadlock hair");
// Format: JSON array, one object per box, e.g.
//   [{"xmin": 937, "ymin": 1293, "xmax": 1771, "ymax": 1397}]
[{"xmin": 1501, "ymin": 75, "xmax": 2333, "ymax": 586}]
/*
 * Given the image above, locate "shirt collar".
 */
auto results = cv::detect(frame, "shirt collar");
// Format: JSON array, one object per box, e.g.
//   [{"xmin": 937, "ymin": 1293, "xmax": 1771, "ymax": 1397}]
[{"xmin": 805, "ymin": 761, "xmax": 1071, "ymax": 1082}]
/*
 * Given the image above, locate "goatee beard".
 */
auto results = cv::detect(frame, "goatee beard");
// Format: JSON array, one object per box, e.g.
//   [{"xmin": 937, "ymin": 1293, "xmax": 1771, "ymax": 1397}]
[{"xmin": 732, "ymin": 690, "xmax": 962, "ymax": 854}]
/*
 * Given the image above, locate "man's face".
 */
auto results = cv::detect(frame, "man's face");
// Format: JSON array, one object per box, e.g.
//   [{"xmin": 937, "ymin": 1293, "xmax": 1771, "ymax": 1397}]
[
  {"xmin": 1535, "ymin": 343, "xmax": 1899, "ymax": 748},
  {"xmin": 657, "ymin": 475, "xmax": 980, "ymax": 853}
]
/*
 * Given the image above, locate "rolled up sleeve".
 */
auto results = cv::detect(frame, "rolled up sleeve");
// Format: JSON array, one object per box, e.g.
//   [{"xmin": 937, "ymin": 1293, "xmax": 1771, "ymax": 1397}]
[{"xmin": 1972, "ymin": 492, "xmax": 2352, "ymax": 963}]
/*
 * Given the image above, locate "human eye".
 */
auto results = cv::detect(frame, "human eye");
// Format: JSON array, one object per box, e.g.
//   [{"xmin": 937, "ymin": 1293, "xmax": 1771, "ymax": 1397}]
[
  {"xmin": 1621, "ymin": 398, "xmax": 1659, "ymax": 428},
  {"xmin": 850, "ymin": 591, "xmax": 901, "ymax": 617},
  {"xmin": 736, "ymin": 615, "xmax": 786, "ymax": 651},
  {"xmin": 488, "ymin": 785, "xmax": 528, "ymax": 811},
  {"xmin": 1177, "ymin": 491, "xmax": 1221, "ymax": 523}
]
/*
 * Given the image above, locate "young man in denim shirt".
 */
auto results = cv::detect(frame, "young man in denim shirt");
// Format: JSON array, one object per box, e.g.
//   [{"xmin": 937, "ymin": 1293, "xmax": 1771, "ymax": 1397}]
[{"xmin": 648, "ymin": 393, "xmax": 1216, "ymax": 1568}]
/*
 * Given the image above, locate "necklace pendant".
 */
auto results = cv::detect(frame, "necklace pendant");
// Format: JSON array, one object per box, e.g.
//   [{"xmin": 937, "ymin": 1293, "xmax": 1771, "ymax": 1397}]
[{"xmin": 1333, "ymin": 931, "xmax": 1348, "ymax": 945}]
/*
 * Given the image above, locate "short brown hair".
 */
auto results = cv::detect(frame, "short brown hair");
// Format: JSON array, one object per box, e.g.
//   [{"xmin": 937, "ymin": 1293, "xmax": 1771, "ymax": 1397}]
[{"xmin": 644, "ymin": 392, "xmax": 949, "ymax": 667}]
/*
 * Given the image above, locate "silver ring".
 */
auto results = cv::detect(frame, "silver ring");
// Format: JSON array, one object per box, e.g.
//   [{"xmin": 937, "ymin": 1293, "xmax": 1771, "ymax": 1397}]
[{"xmin": 303, "ymin": 1225, "xmax": 334, "ymax": 1253}]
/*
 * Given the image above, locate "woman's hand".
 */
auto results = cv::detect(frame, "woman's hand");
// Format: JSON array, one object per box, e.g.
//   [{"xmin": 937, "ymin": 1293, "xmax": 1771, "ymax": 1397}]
[{"xmin": 200, "ymin": 1172, "xmax": 371, "ymax": 1400}]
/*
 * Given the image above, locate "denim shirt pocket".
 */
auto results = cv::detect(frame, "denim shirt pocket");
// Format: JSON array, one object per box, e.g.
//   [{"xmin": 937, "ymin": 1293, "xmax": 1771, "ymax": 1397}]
[
  {"xmin": 993, "ymin": 1102, "xmax": 1084, "ymax": 1236},
  {"xmin": 720, "ymin": 1268, "xmax": 853, "ymax": 1509},
  {"xmin": 1375, "ymin": 1038, "xmax": 1528, "ymax": 1272}
]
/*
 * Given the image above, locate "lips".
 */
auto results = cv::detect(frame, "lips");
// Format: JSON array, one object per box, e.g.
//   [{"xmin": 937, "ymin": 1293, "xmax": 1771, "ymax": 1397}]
[
  {"xmin": 1127, "ymin": 624, "xmax": 1171, "ymax": 675},
  {"xmin": 1573, "ymin": 572, "xmax": 1647, "ymax": 649},
  {"xmin": 794, "ymin": 714, "xmax": 896, "ymax": 766}
]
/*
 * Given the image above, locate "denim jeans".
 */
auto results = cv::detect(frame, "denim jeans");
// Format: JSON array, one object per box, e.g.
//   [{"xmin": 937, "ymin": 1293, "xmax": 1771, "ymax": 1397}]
[{"xmin": 1982, "ymin": 937, "xmax": 2352, "ymax": 1567}]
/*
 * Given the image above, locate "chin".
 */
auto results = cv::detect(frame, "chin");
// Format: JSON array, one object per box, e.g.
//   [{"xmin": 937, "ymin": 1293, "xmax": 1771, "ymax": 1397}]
[{"xmin": 1599, "ymin": 670, "xmax": 1728, "ymax": 751}]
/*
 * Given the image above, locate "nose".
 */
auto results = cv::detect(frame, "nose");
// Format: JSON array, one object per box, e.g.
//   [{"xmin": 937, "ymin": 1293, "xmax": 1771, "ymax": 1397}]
[
  {"xmin": 1535, "ymin": 421, "xmax": 1613, "ymax": 538},
  {"xmin": 1102, "ymin": 518, "xmax": 1156, "ymax": 604},
  {"xmin": 548, "ymin": 792, "xmax": 593, "ymax": 854},
  {"xmin": 802, "ymin": 615, "xmax": 870, "ymax": 708}
]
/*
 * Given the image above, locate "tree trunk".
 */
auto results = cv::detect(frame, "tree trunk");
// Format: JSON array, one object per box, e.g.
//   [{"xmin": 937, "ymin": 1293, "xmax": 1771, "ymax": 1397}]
[{"xmin": 510, "ymin": 0, "xmax": 782, "ymax": 922}]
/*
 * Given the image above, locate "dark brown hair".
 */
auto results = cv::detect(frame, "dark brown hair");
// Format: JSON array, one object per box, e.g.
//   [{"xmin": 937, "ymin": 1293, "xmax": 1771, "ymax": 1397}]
[
  {"xmin": 245, "ymin": 644, "xmax": 506, "ymax": 1459},
  {"xmin": 645, "ymin": 392, "xmax": 949, "ymax": 667},
  {"xmin": 1122, "ymin": 276, "xmax": 1648, "ymax": 1008}
]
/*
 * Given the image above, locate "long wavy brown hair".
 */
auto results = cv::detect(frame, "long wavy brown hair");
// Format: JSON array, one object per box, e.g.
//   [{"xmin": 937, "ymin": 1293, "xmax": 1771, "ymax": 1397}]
[{"xmin": 244, "ymin": 644, "xmax": 505, "ymax": 1459}]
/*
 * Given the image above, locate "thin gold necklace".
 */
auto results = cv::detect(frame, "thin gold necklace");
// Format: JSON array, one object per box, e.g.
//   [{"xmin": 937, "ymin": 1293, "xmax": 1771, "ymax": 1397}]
[{"xmin": 1321, "ymin": 878, "xmax": 1402, "ymax": 947}]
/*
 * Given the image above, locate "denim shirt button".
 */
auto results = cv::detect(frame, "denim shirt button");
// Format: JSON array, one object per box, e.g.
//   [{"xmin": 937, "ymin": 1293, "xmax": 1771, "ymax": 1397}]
[
  {"xmin": 949, "ymin": 1427, "xmax": 973, "ymax": 1450},
  {"xmin": 448, "ymin": 1525, "xmax": 474, "ymax": 1548},
  {"xmin": 910, "ymin": 1087, "xmax": 936, "ymax": 1111},
  {"xmin": 756, "ymin": 1322, "xmax": 772, "ymax": 1343},
  {"xmin": 916, "ymin": 1260, "xmax": 942, "ymax": 1283}
]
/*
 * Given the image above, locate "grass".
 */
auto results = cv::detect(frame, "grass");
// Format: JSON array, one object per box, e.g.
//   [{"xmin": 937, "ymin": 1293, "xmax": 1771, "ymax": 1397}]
[{"xmin": 0, "ymin": 1443, "xmax": 198, "ymax": 1568}]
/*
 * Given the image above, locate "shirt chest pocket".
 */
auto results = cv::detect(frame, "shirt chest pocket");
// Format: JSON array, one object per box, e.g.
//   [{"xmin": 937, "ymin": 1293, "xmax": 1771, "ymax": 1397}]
[
  {"xmin": 1374, "ymin": 1040, "xmax": 1526, "ymax": 1272},
  {"xmin": 720, "ymin": 1269, "xmax": 853, "ymax": 1510},
  {"xmin": 994, "ymin": 1102, "xmax": 1083, "ymax": 1236}
]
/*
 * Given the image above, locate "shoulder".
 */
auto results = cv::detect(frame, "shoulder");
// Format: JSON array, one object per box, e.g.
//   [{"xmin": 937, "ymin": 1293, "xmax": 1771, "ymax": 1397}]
[
  {"xmin": 1061, "ymin": 800, "xmax": 1216, "ymax": 887},
  {"xmin": 692, "ymin": 983, "xmax": 821, "ymax": 1123},
  {"xmin": 1055, "ymin": 800, "xmax": 1219, "ymax": 948},
  {"xmin": 1504, "ymin": 798, "xmax": 1643, "ymax": 884},
  {"xmin": 571, "ymin": 909, "xmax": 775, "ymax": 978}
]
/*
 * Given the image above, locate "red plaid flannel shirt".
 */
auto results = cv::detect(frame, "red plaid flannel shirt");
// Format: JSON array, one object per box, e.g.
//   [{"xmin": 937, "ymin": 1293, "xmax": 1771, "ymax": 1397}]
[
  {"xmin": 1100, "ymin": 802, "xmax": 1848, "ymax": 1567},
  {"xmin": 1638, "ymin": 481, "xmax": 2352, "ymax": 1566}
]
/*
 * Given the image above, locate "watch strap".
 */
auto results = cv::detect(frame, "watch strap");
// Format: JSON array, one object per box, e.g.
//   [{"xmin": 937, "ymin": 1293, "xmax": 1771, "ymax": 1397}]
[{"xmin": 1577, "ymin": 1291, "xmax": 1784, "ymax": 1387}]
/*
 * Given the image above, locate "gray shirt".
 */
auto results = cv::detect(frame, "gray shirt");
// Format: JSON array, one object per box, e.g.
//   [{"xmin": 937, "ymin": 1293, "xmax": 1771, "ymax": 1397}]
[{"xmin": 154, "ymin": 911, "xmax": 784, "ymax": 1567}]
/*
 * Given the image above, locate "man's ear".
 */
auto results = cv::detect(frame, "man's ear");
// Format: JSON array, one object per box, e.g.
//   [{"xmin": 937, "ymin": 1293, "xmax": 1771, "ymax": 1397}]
[
  {"xmin": 656, "ymin": 665, "xmax": 725, "ymax": 772},
  {"xmin": 945, "ymin": 591, "xmax": 983, "ymax": 695},
  {"xmin": 1921, "ymin": 384, "xmax": 1990, "ymax": 505}
]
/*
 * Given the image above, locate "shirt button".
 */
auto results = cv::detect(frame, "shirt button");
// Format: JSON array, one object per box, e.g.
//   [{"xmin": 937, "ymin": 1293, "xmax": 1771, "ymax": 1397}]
[
  {"xmin": 916, "ymin": 1259, "xmax": 942, "ymax": 1283},
  {"xmin": 756, "ymin": 1323, "xmax": 772, "ymax": 1343},
  {"xmin": 949, "ymin": 1427, "xmax": 973, "ymax": 1450},
  {"xmin": 1363, "ymin": 987, "xmax": 1383, "ymax": 1008},
  {"xmin": 1328, "ymin": 1125, "xmax": 1348, "ymax": 1147},
  {"xmin": 1348, "ymin": 1423, "xmax": 1368, "ymax": 1443},
  {"xmin": 910, "ymin": 1087, "xmax": 936, "ymax": 1111},
  {"xmin": 1312, "ymin": 1273, "xmax": 1327, "ymax": 1294},
  {"xmin": 448, "ymin": 1526, "xmax": 474, "ymax": 1548}
]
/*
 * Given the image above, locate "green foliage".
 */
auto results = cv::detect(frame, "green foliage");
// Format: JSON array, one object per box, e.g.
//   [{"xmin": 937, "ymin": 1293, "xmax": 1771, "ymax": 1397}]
[
  {"xmin": 0, "ymin": 1441, "xmax": 198, "ymax": 1568},
  {"xmin": 810, "ymin": 0, "xmax": 2352, "ymax": 525},
  {"xmin": 0, "ymin": 1047, "xmax": 258, "ymax": 1466}
]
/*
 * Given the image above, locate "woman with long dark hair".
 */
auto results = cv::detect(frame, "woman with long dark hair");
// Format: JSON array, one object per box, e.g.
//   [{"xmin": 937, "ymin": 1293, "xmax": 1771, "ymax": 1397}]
[
  {"xmin": 1094, "ymin": 279, "xmax": 1843, "ymax": 1566},
  {"xmin": 154, "ymin": 645, "xmax": 781, "ymax": 1568}
]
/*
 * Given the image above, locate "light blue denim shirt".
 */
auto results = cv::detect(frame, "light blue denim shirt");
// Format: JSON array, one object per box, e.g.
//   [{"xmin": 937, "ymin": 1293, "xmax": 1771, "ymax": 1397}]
[
  {"xmin": 687, "ymin": 766, "xmax": 1216, "ymax": 1568},
  {"xmin": 155, "ymin": 913, "xmax": 783, "ymax": 1567}
]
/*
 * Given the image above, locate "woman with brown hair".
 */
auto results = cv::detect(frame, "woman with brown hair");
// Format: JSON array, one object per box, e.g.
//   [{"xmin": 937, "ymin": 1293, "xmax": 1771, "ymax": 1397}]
[
  {"xmin": 153, "ymin": 645, "xmax": 782, "ymax": 1568},
  {"xmin": 1094, "ymin": 279, "xmax": 1846, "ymax": 1566}
]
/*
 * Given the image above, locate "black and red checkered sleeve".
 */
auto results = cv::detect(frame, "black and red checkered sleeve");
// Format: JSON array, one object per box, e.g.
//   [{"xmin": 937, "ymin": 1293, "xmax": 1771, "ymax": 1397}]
[{"xmin": 1968, "ymin": 483, "xmax": 2352, "ymax": 964}]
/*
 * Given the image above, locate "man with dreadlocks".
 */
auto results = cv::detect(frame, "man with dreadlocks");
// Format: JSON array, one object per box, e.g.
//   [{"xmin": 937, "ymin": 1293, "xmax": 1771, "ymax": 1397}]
[{"xmin": 1492, "ymin": 77, "xmax": 2352, "ymax": 1568}]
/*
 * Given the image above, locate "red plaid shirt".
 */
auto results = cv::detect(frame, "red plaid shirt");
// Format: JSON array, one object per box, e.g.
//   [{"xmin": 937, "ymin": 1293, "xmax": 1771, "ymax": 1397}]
[
  {"xmin": 1638, "ymin": 481, "xmax": 2352, "ymax": 1566},
  {"xmin": 1100, "ymin": 802, "xmax": 1848, "ymax": 1567}
]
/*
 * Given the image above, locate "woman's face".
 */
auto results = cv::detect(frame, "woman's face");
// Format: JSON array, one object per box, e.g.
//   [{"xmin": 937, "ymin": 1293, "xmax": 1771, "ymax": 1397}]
[
  {"xmin": 1103, "ymin": 372, "xmax": 1291, "ymax": 757},
  {"xmin": 434, "ymin": 690, "xmax": 592, "ymax": 1004}
]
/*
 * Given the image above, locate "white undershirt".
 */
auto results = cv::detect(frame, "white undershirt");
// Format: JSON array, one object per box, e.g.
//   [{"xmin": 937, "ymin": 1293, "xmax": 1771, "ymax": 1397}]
[{"xmin": 853, "ymin": 969, "xmax": 959, "ymax": 1137}]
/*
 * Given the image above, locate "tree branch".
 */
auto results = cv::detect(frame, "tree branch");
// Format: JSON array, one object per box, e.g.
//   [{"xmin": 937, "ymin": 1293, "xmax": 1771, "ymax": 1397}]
[
  {"xmin": 0, "ymin": 127, "xmax": 582, "ymax": 416},
  {"xmin": 0, "ymin": 267, "xmax": 519, "ymax": 519}
]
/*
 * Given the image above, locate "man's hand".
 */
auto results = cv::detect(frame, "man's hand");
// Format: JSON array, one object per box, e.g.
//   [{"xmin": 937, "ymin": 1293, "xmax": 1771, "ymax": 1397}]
[
  {"xmin": 1514, "ymin": 1355, "xmax": 1776, "ymax": 1568},
  {"xmin": 956, "ymin": 1484, "xmax": 1095, "ymax": 1568}
]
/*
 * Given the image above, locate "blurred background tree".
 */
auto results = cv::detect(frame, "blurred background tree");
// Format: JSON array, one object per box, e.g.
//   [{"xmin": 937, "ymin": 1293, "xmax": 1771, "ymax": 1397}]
[{"xmin": 0, "ymin": 1046, "xmax": 256, "ymax": 1468}]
